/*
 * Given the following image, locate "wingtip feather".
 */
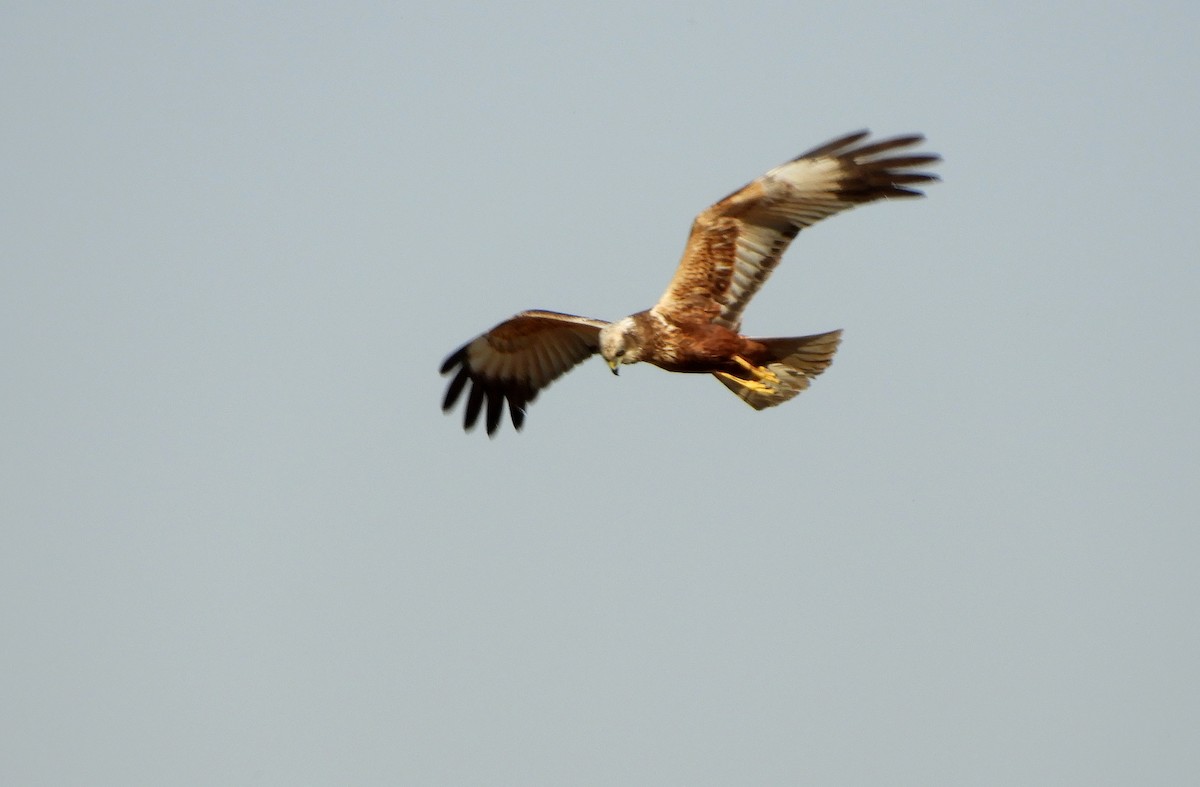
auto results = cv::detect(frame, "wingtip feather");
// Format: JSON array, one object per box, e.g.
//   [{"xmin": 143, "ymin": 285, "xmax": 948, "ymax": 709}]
[
  {"xmin": 796, "ymin": 129, "xmax": 871, "ymax": 160},
  {"xmin": 442, "ymin": 367, "xmax": 470, "ymax": 412},
  {"xmin": 439, "ymin": 346, "xmax": 466, "ymax": 375}
]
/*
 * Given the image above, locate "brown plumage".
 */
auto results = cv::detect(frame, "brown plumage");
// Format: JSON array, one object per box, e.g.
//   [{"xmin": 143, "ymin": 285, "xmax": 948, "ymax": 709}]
[{"xmin": 440, "ymin": 130, "xmax": 940, "ymax": 435}]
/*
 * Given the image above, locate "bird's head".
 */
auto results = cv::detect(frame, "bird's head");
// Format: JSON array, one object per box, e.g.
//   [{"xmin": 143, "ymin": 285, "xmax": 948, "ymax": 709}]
[{"xmin": 598, "ymin": 317, "xmax": 643, "ymax": 375}]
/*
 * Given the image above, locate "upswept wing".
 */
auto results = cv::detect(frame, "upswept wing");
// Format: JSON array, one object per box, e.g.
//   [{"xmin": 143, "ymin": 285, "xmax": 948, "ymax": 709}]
[
  {"xmin": 652, "ymin": 131, "xmax": 940, "ymax": 329},
  {"xmin": 440, "ymin": 310, "xmax": 609, "ymax": 435}
]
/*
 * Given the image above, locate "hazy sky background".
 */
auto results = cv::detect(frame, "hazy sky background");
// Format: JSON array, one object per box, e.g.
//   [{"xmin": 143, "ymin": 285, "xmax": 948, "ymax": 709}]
[{"xmin": 3, "ymin": 2, "xmax": 1198, "ymax": 784}]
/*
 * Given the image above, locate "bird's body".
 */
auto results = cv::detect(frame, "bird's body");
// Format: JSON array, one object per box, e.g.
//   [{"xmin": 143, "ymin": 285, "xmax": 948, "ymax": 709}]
[
  {"xmin": 601, "ymin": 310, "xmax": 779, "ymax": 374},
  {"xmin": 440, "ymin": 130, "xmax": 940, "ymax": 435}
]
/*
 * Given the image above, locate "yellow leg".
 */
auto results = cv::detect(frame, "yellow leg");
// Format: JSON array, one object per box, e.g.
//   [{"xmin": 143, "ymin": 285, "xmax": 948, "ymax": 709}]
[
  {"xmin": 716, "ymin": 371, "xmax": 775, "ymax": 394},
  {"xmin": 731, "ymin": 355, "xmax": 781, "ymax": 385}
]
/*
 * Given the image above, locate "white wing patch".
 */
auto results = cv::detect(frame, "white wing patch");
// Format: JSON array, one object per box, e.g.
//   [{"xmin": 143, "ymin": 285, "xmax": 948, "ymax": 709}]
[{"xmin": 715, "ymin": 223, "xmax": 793, "ymax": 329}]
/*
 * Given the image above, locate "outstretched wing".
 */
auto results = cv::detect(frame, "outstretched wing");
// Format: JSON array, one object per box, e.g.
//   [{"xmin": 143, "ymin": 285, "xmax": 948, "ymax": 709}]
[
  {"xmin": 440, "ymin": 310, "xmax": 609, "ymax": 435},
  {"xmin": 653, "ymin": 130, "xmax": 940, "ymax": 329}
]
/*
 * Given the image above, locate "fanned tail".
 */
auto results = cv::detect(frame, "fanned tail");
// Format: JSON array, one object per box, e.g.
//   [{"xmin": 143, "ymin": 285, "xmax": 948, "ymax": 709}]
[{"xmin": 714, "ymin": 329, "xmax": 842, "ymax": 410}]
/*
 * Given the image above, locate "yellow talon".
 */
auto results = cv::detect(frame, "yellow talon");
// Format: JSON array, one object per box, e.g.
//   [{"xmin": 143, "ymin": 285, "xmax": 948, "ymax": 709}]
[
  {"xmin": 730, "ymin": 355, "xmax": 781, "ymax": 385},
  {"xmin": 716, "ymin": 371, "xmax": 775, "ymax": 395}
]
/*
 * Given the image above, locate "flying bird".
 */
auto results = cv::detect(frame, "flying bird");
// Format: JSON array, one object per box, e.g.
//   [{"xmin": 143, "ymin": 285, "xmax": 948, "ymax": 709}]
[{"xmin": 440, "ymin": 130, "xmax": 940, "ymax": 435}]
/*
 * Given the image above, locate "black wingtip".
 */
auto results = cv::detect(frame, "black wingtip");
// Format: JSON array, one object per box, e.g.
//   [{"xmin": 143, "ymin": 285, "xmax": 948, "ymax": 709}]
[
  {"xmin": 464, "ymin": 383, "xmax": 485, "ymax": 432},
  {"xmin": 796, "ymin": 129, "xmax": 871, "ymax": 160},
  {"xmin": 441, "ymin": 352, "xmax": 536, "ymax": 436},
  {"xmin": 439, "ymin": 346, "xmax": 466, "ymax": 375},
  {"xmin": 485, "ymin": 386, "xmax": 503, "ymax": 436},
  {"xmin": 441, "ymin": 368, "xmax": 469, "ymax": 412}
]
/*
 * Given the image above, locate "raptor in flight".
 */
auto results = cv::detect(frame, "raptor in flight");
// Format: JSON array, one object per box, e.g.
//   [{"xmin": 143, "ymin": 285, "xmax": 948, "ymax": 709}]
[{"xmin": 440, "ymin": 130, "xmax": 940, "ymax": 435}]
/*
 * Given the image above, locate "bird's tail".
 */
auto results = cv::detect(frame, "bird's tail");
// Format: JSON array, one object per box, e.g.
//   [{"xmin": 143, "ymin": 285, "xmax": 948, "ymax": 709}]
[{"xmin": 713, "ymin": 329, "xmax": 842, "ymax": 410}]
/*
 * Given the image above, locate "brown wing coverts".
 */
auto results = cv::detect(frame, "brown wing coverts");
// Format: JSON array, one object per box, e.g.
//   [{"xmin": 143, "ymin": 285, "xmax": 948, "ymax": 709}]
[{"xmin": 440, "ymin": 310, "xmax": 607, "ymax": 435}]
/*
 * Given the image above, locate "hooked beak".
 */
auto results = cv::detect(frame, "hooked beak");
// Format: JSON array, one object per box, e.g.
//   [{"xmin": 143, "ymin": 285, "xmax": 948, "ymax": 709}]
[{"xmin": 606, "ymin": 358, "xmax": 619, "ymax": 375}]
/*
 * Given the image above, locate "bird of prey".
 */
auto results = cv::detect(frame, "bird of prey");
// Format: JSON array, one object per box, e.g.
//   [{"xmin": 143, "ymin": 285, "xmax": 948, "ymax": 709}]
[{"xmin": 440, "ymin": 130, "xmax": 939, "ymax": 435}]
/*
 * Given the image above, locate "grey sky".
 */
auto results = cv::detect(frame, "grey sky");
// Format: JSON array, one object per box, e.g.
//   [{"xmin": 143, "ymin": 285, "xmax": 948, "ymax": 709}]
[{"xmin": 3, "ymin": 2, "xmax": 1198, "ymax": 784}]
